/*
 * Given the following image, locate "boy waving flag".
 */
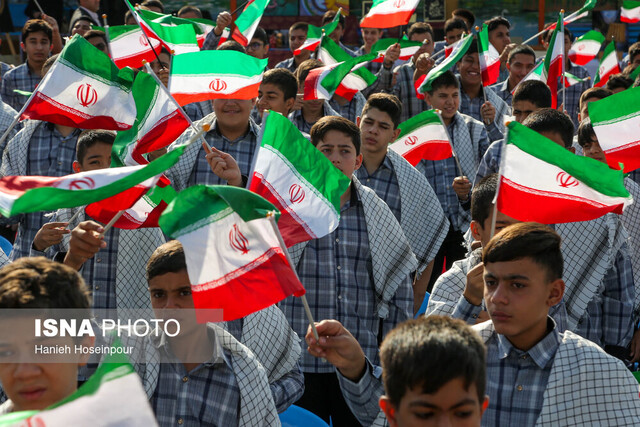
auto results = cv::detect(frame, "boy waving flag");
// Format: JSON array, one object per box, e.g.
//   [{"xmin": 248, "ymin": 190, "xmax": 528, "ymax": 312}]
[
  {"xmin": 389, "ymin": 110, "xmax": 453, "ymax": 164},
  {"xmin": 593, "ymin": 41, "xmax": 621, "ymax": 87},
  {"xmin": 294, "ymin": 11, "xmax": 341, "ymax": 55},
  {"xmin": 226, "ymin": 0, "xmax": 271, "ymax": 46},
  {"xmin": 105, "ymin": 24, "xmax": 163, "ymax": 69},
  {"xmin": 478, "ymin": 24, "xmax": 501, "ymax": 86},
  {"xmin": 360, "ymin": 0, "xmax": 421, "ymax": 28}
]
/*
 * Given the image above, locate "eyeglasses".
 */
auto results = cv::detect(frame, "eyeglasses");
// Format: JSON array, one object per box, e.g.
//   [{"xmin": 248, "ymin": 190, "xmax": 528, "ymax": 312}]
[{"xmin": 247, "ymin": 42, "xmax": 264, "ymax": 50}]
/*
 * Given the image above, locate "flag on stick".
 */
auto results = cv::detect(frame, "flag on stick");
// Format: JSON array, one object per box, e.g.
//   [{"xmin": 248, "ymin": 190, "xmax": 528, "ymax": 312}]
[
  {"xmin": 390, "ymin": 110, "xmax": 453, "ymax": 165},
  {"xmin": 134, "ymin": 6, "xmax": 199, "ymax": 54},
  {"xmin": 541, "ymin": 14, "xmax": 565, "ymax": 108},
  {"xmin": 21, "ymin": 35, "xmax": 136, "ymax": 130},
  {"xmin": 589, "ymin": 86, "xmax": 640, "ymax": 173},
  {"xmin": 568, "ymin": 30, "xmax": 605, "ymax": 65},
  {"xmin": 416, "ymin": 34, "xmax": 473, "ymax": 94},
  {"xmin": 158, "ymin": 185, "xmax": 306, "ymax": 321},
  {"xmin": 294, "ymin": 11, "xmax": 341, "ymax": 55},
  {"xmin": 318, "ymin": 37, "xmax": 377, "ymax": 100},
  {"xmin": 370, "ymin": 38, "xmax": 422, "ymax": 62},
  {"xmin": 360, "ymin": 0, "xmax": 421, "ymax": 28},
  {"xmin": 130, "ymin": 8, "xmax": 214, "ymax": 47},
  {"xmin": 478, "ymin": 24, "xmax": 501, "ymax": 86},
  {"xmin": 547, "ymin": 0, "xmax": 597, "ymax": 29},
  {"xmin": 621, "ymin": 0, "xmax": 640, "ymax": 23},
  {"xmin": 227, "ymin": 0, "xmax": 270, "ymax": 46},
  {"xmin": 593, "ymin": 41, "xmax": 621, "ymax": 87},
  {"xmin": 106, "ymin": 24, "xmax": 163, "ymax": 69},
  {"xmin": 496, "ymin": 121, "xmax": 632, "ymax": 224},
  {"xmin": 249, "ymin": 111, "xmax": 350, "ymax": 246}
]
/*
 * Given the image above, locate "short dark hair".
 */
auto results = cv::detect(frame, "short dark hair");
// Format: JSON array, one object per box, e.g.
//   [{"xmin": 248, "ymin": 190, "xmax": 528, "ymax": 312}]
[
  {"xmin": 507, "ymin": 44, "xmax": 535, "ymax": 64},
  {"xmin": 483, "ymin": 222, "xmax": 563, "ymax": 281},
  {"xmin": 83, "ymin": 30, "xmax": 107, "ymax": 45},
  {"xmin": 471, "ymin": 173, "xmax": 498, "ymax": 225},
  {"xmin": 605, "ymin": 73, "xmax": 633, "ymax": 92},
  {"xmin": 76, "ymin": 130, "xmax": 116, "ymax": 163},
  {"xmin": 310, "ymin": 116, "xmax": 361, "ymax": 155},
  {"xmin": 22, "ymin": 19, "xmax": 53, "ymax": 44},
  {"xmin": 579, "ymin": 87, "xmax": 612, "ymax": 110},
  {"xmin": 427, "ymin": 70, "xmax": 459, "ymax": 94},
  {"xmin": 407, "ymin": 22, "xmax": 434, "ymax": 40},
  {"xmin": 295, "ymin": 58, "xmax": 323, "ymax": 88},
  {"xmin": 140, "ymin": 0, "xmax": 164, "ymax": 12},
  {"xmin": 380, "ymin": 316, "xmax": 486, "ymax": 407},
  {"xmin": 322, "ymin": 10, "xmax": 345, "ymax": 28},
  {"xmin": 522, "ymin": 108, "xmax": 574, "ymax": 148},
  {"xmin": 177, "ymin": 5, "xmax": 202, "ymax": 18},
  {"xmin": 512, "ymin": 80, "xmax": 552, "ymax": 108},
  {"xmin": 577, "ymin": 116, "xmax": 596, "ymax": 148},
  {"xmin": 217, "ymin": 40, "xmax": 246, "ymax": 53},
  {"xmin": 452, "ymin": 9, "xmax": 475, "ymax": 27},
  {"xmin": 361, "ymin": 93, "xmax": 403, "ymax": 129},
  {"xmin": 0, "ymin": 257, "xmax": 91, "ymax": 310},
  {"xmin": 147, "ymin": 240, "xmax": 187, "ymax": 282},
  {"xmin": 485, "ymin": 16, "xmax": 510, "ymax": 32},
  {"xmin": 290, "ymin": 22, "xmax": 308, "ymax": 33},
  {"xmin": 444, "ymin": 18, "xmax": 467, "ymax": 34},
  {"xmin": 263, "ymin": 68, "xmax": 297, "ymax": 101},
  {"xmin": 543, "ymin": 27, "xmax": 573, "ymax": 43},
  {"xmin": 252, "ymin": 27, "xmax": 268, "ymax": 46},
  {"xmin": 629, "ymin": 41, "xmax": 640, "ymax": 63},
  {"xmin": 42, "ymin": 54, "xmax": 59, "ymax": 75}
]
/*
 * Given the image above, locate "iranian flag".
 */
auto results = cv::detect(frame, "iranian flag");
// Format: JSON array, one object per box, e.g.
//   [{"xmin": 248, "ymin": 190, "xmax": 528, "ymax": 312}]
[
  {"xmin": 416, "ymin": 33, "xmax": 473, "ymax": 94},
  {"xmin": 478, "ymin": 24, "xmax": 501, "ymax": 86},
  {"xmin": 169, "ymin": 50, "xmax": 267, "ymax": 106},
  {"xmin": 106, "ymin": 25, "xmax": 162, "ymax": 69},
  {"xmin": 564, "ymin": 71, "xmax": 590, "ymax": 87},
  {"xmin": 371, "ymin": 38, "xmax": 422, "ymax": 62},
  {"xmin": 134, "ymin": 6, "xmax": 199, "ymax": 54},
  {"xmin": 541, "ymin": 14, "xmax": 564, "ymax": 109},
  {"xmin": 158, "ymin": 185, "xmax": 306, "ymax": 321},
  {"xmin": 390, "ymin": 110, "xmax": 452, "ymax": 165},
  {"xmin": 594, "ymin": 41, "xmax": 620, "ymax": 87},
  {"xmin": 0, "ymin": 146, "xmax": 183, "ymax": 218},
  {"xmin": 304, "ymin": 54, "xmax": 376, "ymax": 101},
  {"xmin": 630, "ymin": 64, "xmax": 640, "ymax": 81},
  {"xmin": 621, "ymin": 0, "xmax": 640, "ymax": 23},
  {"xmin": 249, "ymin": 111, "xmax": 350, "ymax": 246},
  {"xmin": 546, "ymin": 0, "xmax": 597, "ymax": 30},
  {"xmin": 21, "ymin": 35, "xmax": 136, "ymax": 131},
  {"xmin": 568, "ymin": 30, "xmax": 605, "ymax": 65},
  {"xmin": 318, "ymin": 36, "xmax": 377, "ymax": 100},
  {"xmin": 496, "ymin": 121, "xmax": 632, "ymax": 224},
  {"xmin": 228, "ymin": 0, "xmax": 271, "ymax": 46},
  {"xmin": 360, "ymin": 0, "xmax": 420, "ymax": 28},
  {"xmin": 589, "ymin": 87, "xmax": 640, "ymax": 173},
  {"xmin": 131, "ymin": 8, "xmax": 214, "ymax": 47},
  {"xmin": 511, "ymin": 61, "xmax": 544, "ymax": 94},
  {"xmin": 294, "ymin": 11, "xmax": 340, "ymax": 55},
  {"xmin": 0, "ymin": 348, "xmax": 157, "ymax": 427}
]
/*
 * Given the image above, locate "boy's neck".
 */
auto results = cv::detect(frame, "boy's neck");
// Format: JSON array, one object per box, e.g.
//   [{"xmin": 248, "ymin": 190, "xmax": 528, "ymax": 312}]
[
  {"xmin": 302, "ymin": 106, "xmax": 323, "ymax": 124},
  {"xmin": 363, "ymin": 148, "xmax": 387, "ymax": 175},
  {"xmin": 340, "ymin": 182, "xmax": 352, "ymax": 208},
  {"xmin": 462, "ymin": 81, "xmax": 482, "ymax": 99},
  {"xmin": 504, "ymin": 317, "xmax": 551, "ymax": 352},
  {"xmin": 441, "ymin": 114, "xmax": 454, "ymax": 126},
  {"xmin": 217, "ymin": 121, "xmax": 250, "ymax": 142},
  {"xmin": 27, "ymin": 58, "xmax": 44, "ymax": 77},
  {"xmin": 169, "ymin": 324, "xmax": 214, "ymax": 371},
  {"xmin": 332, "ymin": 94, "xmax": 349, "ymax": 106},
  {"xmin": 55, "ymin": 124, "xmax": 76, "ymax": 137}
]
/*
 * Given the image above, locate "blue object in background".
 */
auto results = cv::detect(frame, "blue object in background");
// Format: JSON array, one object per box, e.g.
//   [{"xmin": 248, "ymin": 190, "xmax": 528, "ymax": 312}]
[
  {"xmin": 415, "ymin": 292, "xmax": 430, "ymax": 318},
  {"xmin": 0, "ymin": 235, "xmax": 11, "ymax": 256},
  {"xmin": 279, "ymin": 405, "xmax": 330, "ymax": 427}
]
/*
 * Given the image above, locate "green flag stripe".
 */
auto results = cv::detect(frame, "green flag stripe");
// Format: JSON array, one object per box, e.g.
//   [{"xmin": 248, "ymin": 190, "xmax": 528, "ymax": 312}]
[
  {"xmin": 575, "ymin": 30, "xmax": 605, "ymax": 43},
  {"xmin": 397, "ymin": 110, "xmax": 442, "ymax": 138},
  {"xmin": 506, "ymin": 122, "xmax": 628, "ymax": 198},
  {"xmin": 108, "ymin": 25, "xmax": 139, "ymax": 40},
  {"xmin": 171, "ymin": 50, "xmax": 267, "ymax": 76},
  {"xmin": 372, "ymin": 38, "xmax": 421, "ymax": 53},
  {"xmin": 419, "ymin": 34, "xmax": 473, "ymax": 92},
  {"xmin": 543, "ymin": 14, "xmax": 563, "ymax": 75},
  {"xmin": 589, "ymin": 86, "xmax": 640, "ymax": 124}
]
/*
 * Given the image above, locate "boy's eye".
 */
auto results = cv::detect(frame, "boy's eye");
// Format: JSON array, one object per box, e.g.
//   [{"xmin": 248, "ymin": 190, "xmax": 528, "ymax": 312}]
[
  {"xmin": 179, "ymin": 289, "xmax": 192, "ymax": 297},
  {"xmin": 512, "ymin": 282, "xmax": 525, "ymax": 289},
  {"xmin": 455, "ymin": 410, "xmax": 473, "ymax": 418},
  {"xmin": 413, "ymin": 411, "xmax": 434, "ymax": 420},
  {"xmin": 151, "ymin": 291, "xmax": 165, "ymax": 299},
  {"xmin": 485, "ymin": 279, "xmax": 497, "ymax": 287}
]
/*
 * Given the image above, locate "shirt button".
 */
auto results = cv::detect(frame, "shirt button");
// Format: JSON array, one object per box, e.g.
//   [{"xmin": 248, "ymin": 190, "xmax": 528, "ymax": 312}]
[
  {"xmin": 335, "ymin": 238, "xmax": 340, "ymax": 243},
  {"xmin": 177, "ymin": 419, "xmax": 184, "ymax": 425},
  {"xmin": 336, "ymin": 265, "xmax": 341, "ymax": 270},
  {"xmin": 182, "ymin": 376, "xmax": 188, "ymax": 383},
  {"xmin": 338, "ymin": 295, "xmax": 342, "ymax": 300},
  {"xmin": 57, "ymin": 161, "xmax": 62, "ymax": 166},
  {"xmin": 517, "ymin": 385, "xmax": 523, "ymax": 391},
  {"xmin": 521, "ymin": 355, "xmax": 528, "ymax": 360},
  {"xmin": 96, "ymin": 258, "xmax": 102, "ymax": 263},
  {"xmin": 366, "ymin": 179, "xmax": 371, "ymax": 183},
  {"xmin": 94, "ymin": 285, "xmax": 100, "ymax": 290}
]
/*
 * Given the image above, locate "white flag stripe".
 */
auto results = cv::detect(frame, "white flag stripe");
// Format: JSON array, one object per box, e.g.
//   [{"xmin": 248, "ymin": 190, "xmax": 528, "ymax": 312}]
[
  {"xmin": 111, "ymin": 29, "xmax": 161, "ymax": 61},
  {"xmin": 591, "ymin": 111, "xmax": 640, "ymax": 152},
  {"xmin": 390, "ymin": 123, "xmax": 449, "ymax": 156},
  {"xmin": 569, "ymin": 39, "xmax": 601, "ymax": 58},
  {"xmin": 170, "ymin": 73, "xmax": 263, "ymax": 97},
  {"xmin": 366, "ymin": 0, "xmax": 420, "ymax": 17},
  {"xmin": 138, "ymin": 87, "xmax": 176, "ymax": 137}
]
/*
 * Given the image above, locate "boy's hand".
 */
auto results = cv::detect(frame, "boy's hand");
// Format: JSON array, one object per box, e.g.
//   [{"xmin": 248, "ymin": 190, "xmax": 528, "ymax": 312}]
[
  {"xmin": 214, "ymin": 11, "xmax": 233, "ymax": 36},
  {"xmin": 463, "ymin": 262, "xmax": 485, "ymax": 306},
  {"xmin": 306, "ymin": 319, "xmax": 366, "ymax": 382},
  {"xmin": 203, "ymin": 143, "xmax": 243, "ymax": 187},
  {"xmin": 452, "ymin": 176, "xmax": 471, "ymax": 201},
  {"xmin": 64, "ymin": 221, "xmax": 106, "ymax": 271},
  {"xmin": 415, "ymin": 52, "xmax": 435, "ymax": 75},
  {"xmin": 33, "ymin": 222, "xmax": 69, "ymax": 252},
  {"xmin": 383, "ymin": 43, "xmax": 401, "ymax": 68},
  {"xmin": 499, "ymin": 43, "xmax": 517, "ymax": 64},
  {"xmin": 41, "ymin": 14, "xmax": 59, "ymax": 34},
  {"xmin": 480, "ymin": 101, "xmax": 496, "ymax": 125}
]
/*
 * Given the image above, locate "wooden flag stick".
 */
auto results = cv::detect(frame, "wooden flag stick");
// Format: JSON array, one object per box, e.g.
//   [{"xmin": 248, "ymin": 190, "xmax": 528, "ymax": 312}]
[
  {"xmin": 65, "ymin": 208, "xmax": 84, "ymax": 230},
  {"xmin": 102, "ymin": 14, "xmax": 114, "ymax": 59},
  {"xmin": 101, "ymin": 210, "xmax": 124, "ymax": 235},
  {"xmin": 124, "ymin": 1, "xmax": 165, "ymax": 68}
]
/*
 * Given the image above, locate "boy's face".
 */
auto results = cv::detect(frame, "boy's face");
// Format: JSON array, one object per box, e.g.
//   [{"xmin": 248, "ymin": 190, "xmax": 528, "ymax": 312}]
[
  {"xmin": 470, "ymin": 210, "xmax": 519, "ymax": 248},
  {"xmin": 257, "ymin": 83, "xmax": 294, "ymax": 117},
  {"xmin": 316, "ymin": 130, "xmax": 363, "ymax": 177},
  {"xmin": 581, "ymin": 134, "xmax": 606, "ymax": 164},
  {"xmin": 631, "ymin": 54, "xmax": 640, "ymax": 68},
  {"xmin": 289, "ymin": 29, "xmax": 307, "ymax": 53},
  {"xmin": 362, "ymin": 28, "xmax": 382, "ymax": 48},
  {"xmin": 247, "ymin": 37, "xmax": 269, "ymax": 60},
  {"xmin": 484, "ymin": 258, "xmax": 564, "ymax": 350},
  {"xmin": 71, "ymin": 19, "xmax": 92, "ymax": 36},
  {"xmin": 73, "ymin": 141, "xmax": 112, "ymax": 173},
  {"xmin": 410, "ymin": 32, "xmax": 434, "ymax": 61},
  {"xmin": 86, "ymin": 36, "xmax": 107, "ymax": 55},
  {"xmin": 511, "ymin": 100, "xmax": 538, "ymax": 123},
  {"xmin": 507, "ymin": 53, "xmax": 535, "ymax": 86},
  {"xmin": 578, "ymin": 96, "xmax": 599, "ymax": 122},
  {"xmin": 148, "ymin": 270, "xmax": 200, "ymax": 336},
  {"xmin": 380, "ymin": 378, "xmax": 487, "ymax": 427},
  {"xmin": 458, "ymin": 53, "xmax": 481, "ymax": 87},
  {"xmin": 328, "ymin": 23, "xmax": 344, "ymax": 44},
  {"xmin": 213, "ymin": 98, "xmax": 255, "ymax": 129},
  {"xmin": 445, "ymin": 28, "xmax": 464, "ymax": 46},
  {"xmin": 538, "ymin": 130, "xmax": 573, "ymax": 153},
  {"xmin": 425, "ymin": 86, "xmax": 459, "ymax": 121},
  {"xmin": 357, "ymin": 107, "xmax": 400, "ymax": 156},
  {"xmin": 488, "ymin": 24, "xmax": 511, "ymax": 54},
  {"xmin": 21, "ymin": 31, "xmax": 52, "ymax": 64}
]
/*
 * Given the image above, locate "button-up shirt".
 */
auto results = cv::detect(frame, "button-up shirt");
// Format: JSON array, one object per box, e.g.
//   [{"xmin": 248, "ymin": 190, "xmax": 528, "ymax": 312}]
[
  {"xmin": 151, "ymin": 326, "xmax": 240, "ymax": 427},
  {"xmin": 354, "ymin": 155, "xmax": 401, "ymax": 222},
  {"xmin": 459, "ymin": 87, "xmax": 504, "ymax": 142},
  {"xmin": 328, "ymin": 91, "xmax": 365, "ymax": 124},
  {"xmin": 474, "ymin": 139, "xmax": 503, "ymax": 185},
  {"xmin": 274, "ymin": 57, "xmax": 297, "ymax": 73},
  {"xmin": 1, "ymin": 63, "xmax": 41, "ymax": 111},
  {"xmin": 392, "ymin": 62, "xmax": 430, "ymax": 123},
  {"xmin": 483, "ymin": 319, "xmax": 560, "ymax": 427},
  {"xmin": 490, "ymin": 78, "xmax": 513, "ymax": 106},
  {"xmin": 288, "ymin": 102, "xmax": 338, "ymax": 134}
]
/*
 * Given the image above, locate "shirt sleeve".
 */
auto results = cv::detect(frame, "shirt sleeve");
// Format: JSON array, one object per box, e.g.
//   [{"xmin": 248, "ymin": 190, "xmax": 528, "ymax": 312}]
[
  {"xmin": 452, "ymin": 294, "xmax": 483, "ymax": 325},
  {"xmin": 601, "ymin": 244, "xmax": 636, "ymax": 348},
  {"xmin": 0, "ymin": 72, "xmax": 14, "ymax": 111},
  {"xmin": 381, "ymin": 274, "xmax": 413, "ymax": 338},
  {"xmin": 269, "ymin": 362, "xmax": 305, "ymax": 413},
  {"xmin": 201, "ymin": 30, "xmax": 221, "ymax": 51},
  {"xmin": 336, "ymin": 358, "xmax": 385, "ymax": 426}
]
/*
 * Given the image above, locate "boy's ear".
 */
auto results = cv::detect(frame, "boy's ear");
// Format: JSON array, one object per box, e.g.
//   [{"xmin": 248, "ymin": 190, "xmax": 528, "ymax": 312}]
[
  {"xmin": 20, "ymin": 42, "xmax": 25, "ymax": 52},
  {"xmin": 354, "ymin": 153, "xmax": 363, "ymax": 171},
  {"xmin": 547, "ymin": 278, "xmax": 565, "ymax": 307},
  {"xmin": 392, "ymin": 128, "xmax": 401, "ymax": 140},
  {"xmin": 250, "ymin": 97, "xmax": 257, "ymax": 107},
  {"xmin": 424, "ymin": 92, "xmax": 432, "ymax": 106},
  {"xmin": 72, "ymin": 161, "xmax": 82, "ymax": 173},
  {"xmin": 470, "ymin": 220, "xmax": 483, "ymax": 242},
  {"xmin": 379, "ymin": 396, "xmax": 398, "ymax": 427},
  {"xmin": 356, "ymin": 116, "xmax": 361, "ymax": 127},
  {"xmin": 284, "ymin": 97, "xmax": 295, "ymax": 113}
]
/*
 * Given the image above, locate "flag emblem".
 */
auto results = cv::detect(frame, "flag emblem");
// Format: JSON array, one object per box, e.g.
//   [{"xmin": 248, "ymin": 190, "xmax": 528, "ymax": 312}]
[
  {"xmin": 394, "ymin": 0, "xmax": 406, "ymax": 7},
  {"xmin": 404, "ymin": 136, "xmax": 418, "ymax": 146},
  {"xmin": 63, "ymin": 177, "xmax": 96, "ymax": 190},
  {"xmin": 77, "ymin": 84, "xmax": 98, "ymax": 107},
  {"xmin": 289, "ymin": 184, "xmax": 305, "ymax": 203},
  {"xmin": 209, "ymin": 78, "xmax": 228, "ymax": 92},
  {"xmin": 229, "ymin": 224, "xmax": 249, "ymax": 254},
  {"xmin": 139, "ymin": 35, "xmax": 149, "ymax": 46},
  {"xmin": 556, "ymin": 172, "xmax": 579, "ymax": 188}
]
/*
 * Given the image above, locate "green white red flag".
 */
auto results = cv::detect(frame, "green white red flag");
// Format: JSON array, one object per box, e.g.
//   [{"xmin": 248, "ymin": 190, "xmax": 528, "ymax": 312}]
[
  {"xmin": 0, "ymin": 146, "xmax": 183, "ymax": 218},
  {"xmin": 546, "ymin": 0, "xmax": 597, "ymax": 29},
  {"xmin": 304, "ymin": 54, "xmax": 376, "ymax": 101},
  {"xmin": 371, "ymin": 38, "xmax": 422, "ymax": 62},
  {"xmin": 169, "ymin": 50, "xmax": 267, "ymax": 105},
  {"xmin": 541, "ymin": 14, "xmax": 564, "ymax": 108},
  {"xmin": 0, "ymin": 348, "xmax": 157, "ymax": 427},
  {"xmin": 568, "ymin": 30, "xmax": 605, "ymax": 65},
  {"xmin": 293, "ymin": 11, "xmax": 340, "ymax": 55},
  {"xmin": 496, "ymin": 121, "xmax": 632, "ymax": 224},
  {"xmin": 478, "ymin": 24, "xmax": 501, "ymax": 86},
  {"xmin": 564, "ymin": 71, "xmax": 590, "ymax": 87},
  {"xmin": 360, "ymin": 0, "xmax": 420, "ymax": 29},
  {"xmin": 226, "ymin": 0, "xmax": 270, "ymax": 46},
  {"xmin": 249, "ymin": 111, "xmax": 350, "ymax": 247},
  {"xmin": 318, "ymin": 36, "xmax": 377, "ymax": 100},
  {"xmin": 106, "ymin": 24, "xmax": 162, "ymax": 69},
  {"xmin": 158, "ymin": 185, "xmax": 306, "ymax": 321},
  {"xmin": 416, "ymin": 33, "xmax": 473, "ymax": 94},
  {"xmin": 589, "ymin": 86, "xmax": 640, "ymax": 173},
  {"xmin": 621, "ymin": 0, "xmax": 640, "ymax": 23},
  {"xmin": 132, "ymin": 8, "xmax": 213, "ymax": 47},
  {"xmin": 134, "ymin": 6, "xmax": 199, "ymax": 54},
  {"xmin": 390, "ymin": 110, "xmax": 453, "ymax": 165},
  {"xmin": 21, "ymin": 35, "xmax": 136, "ymax": 131},
  {"xmin": 593, "ymin": 41, "xmax": 620, "ymax": 87}
]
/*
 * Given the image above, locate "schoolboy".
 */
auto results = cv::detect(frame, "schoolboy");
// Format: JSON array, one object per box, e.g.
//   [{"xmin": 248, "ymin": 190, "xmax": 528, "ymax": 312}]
[
  {"xmin": 489, "ymin": 44, "xmax": 536, "ymax": 106},
  {"xmin": 485, "ymin": 16, "xmax": 514, "ymax": 83},
  {"xmin": 274, "ymin": 22, "xmax": 311, "ymax": 73},
  {"xmin": 256, "ymin": 68, "xmax": 298, "ymax": 118}
]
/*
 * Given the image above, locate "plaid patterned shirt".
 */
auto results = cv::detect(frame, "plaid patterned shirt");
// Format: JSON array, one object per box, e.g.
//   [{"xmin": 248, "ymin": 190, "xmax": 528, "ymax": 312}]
[
  {"xmin": 483, "ymin": 319, "xmax": 560, "ymax": 427},
  {"xmin": 81, "ymin": 228, "xmax": 119, "ymax": 311},
  {"xmin": 187, "ymin": 118, "xmax": 259, "ymax": 186},
  {"xmin": 288, "ymin": 102, "xmax": 338, "ymax": 134},
  {"xmin": 11, "ymin": 125, "xmax": 79, "ymax": 260},
  {"xmin": 474, "ymin": 139, "xmax": 503, "ymax": 185},
  {"xmin": 459, "ymin": 88, "xmax": 504, "ymax": 142},
  {"xmin": 1, "ymin": 63, "xmax": 41, "ymax": 111},
  {"xmin": 183, "ymin": 102, "xmax": 204, "ymax": 123},
  {"xmin": 0, "ymin": 63, "xmax": 11, "ymax": 79},
  {"xmin": 328, "ymin": 91, "xmax": 365, "ymax": 123},
  {"xmin": 392, "ymin": 62, "xmax": 429, "ymax": 123},
  {"xmin": 274, "ymin": 57, "xmax": 297, "ymax": 73},
  {"xmin": 354, "ymin": 155, "xmax": 402, "ymax": 222},
  {"xmin": 151, "ymin": 326, "xmax": 240, "ymax": 427},
  {"xmin": 559, "ymin": 62, "xmax": 591, "ymax": 129},
  {"xmin": 490, "ymin": 79, "xmax": 512, "ymax": 106}
]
